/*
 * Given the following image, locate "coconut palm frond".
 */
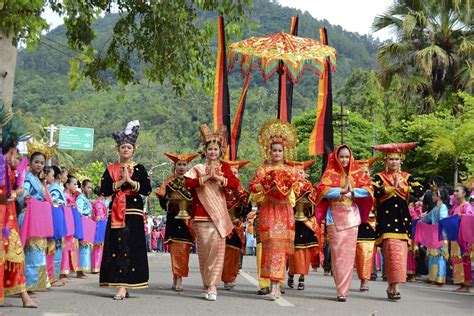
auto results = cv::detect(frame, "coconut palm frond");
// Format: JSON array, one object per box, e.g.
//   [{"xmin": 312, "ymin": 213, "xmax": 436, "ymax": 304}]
[{"xmin": 415, "ymin": 44, "xmax": 450, "ymax": 76}]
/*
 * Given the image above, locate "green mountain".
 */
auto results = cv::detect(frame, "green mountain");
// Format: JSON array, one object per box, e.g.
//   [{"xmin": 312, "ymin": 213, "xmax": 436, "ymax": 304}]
[{"xmin": 13, "ymin": 0, "xmax": 381, "ymax": 182}]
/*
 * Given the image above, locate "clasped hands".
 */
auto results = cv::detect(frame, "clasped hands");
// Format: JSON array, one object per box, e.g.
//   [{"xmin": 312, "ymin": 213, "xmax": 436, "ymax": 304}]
[
  {"xmin": 115, "ymin": 166, "xmax": 137, "ymax": 189},
  {"xmin": 201, "ymin": 167, "xmax": 225, "ymax": 185},
  {"xmin": 340, "ymin": 176, "xmax": 353, "ymax": 199}
]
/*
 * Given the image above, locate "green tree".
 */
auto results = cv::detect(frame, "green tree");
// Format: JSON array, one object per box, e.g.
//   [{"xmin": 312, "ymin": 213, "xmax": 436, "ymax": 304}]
[
  {"xmin": 372, "ymin": 0, "xmax": 473, "ymax": 113},
  {"xmin": 0, "ymin": 0, "xmax": 252, "ymax": 93},
  {"xmin": 404, "ymin": 92, "xmax": 474, "ymax": 184}
]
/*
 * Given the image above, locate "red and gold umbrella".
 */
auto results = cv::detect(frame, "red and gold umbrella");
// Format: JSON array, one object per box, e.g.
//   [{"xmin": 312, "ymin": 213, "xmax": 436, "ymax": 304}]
[{"xmin": 227, "ymin": 32, "xmax": 337, "ymax": 83}]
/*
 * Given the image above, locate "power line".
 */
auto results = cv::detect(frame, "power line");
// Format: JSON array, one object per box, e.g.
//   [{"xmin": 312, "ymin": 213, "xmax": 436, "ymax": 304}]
[
  {"xmin": 39, "ymin": 40, "xmax": 74, "ymax": 58},
  {"xmin": 43, "ymin": 36, "xmax": 71, "ymax": 51}
]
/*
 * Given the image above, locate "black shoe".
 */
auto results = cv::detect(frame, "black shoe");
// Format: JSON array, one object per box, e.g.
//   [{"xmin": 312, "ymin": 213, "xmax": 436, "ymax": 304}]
[
  {"xmin": 287, "ymin": 278, "xmax": 294, "ymax": 288},
  {"xmin": 297, "ymin": 282, "xmax": 304, "ymax": 290},
  {"xmin": 257, "ymin": 287, "xmax": 270, "ymax": 295},
  {"xmin": 337, "ymin": 295, "xmax": 346, "ymax": 302},
  {"xmin": 287, "ymin": 273, "xmax": 294, "ymax": 288},
  {"xmin": 280, "ymin": 288, "xmax": 285, "ymax": 294}
]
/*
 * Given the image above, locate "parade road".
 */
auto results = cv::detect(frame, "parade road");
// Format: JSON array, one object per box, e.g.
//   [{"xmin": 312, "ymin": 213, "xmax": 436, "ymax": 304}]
[{"xmin": 5, "ymin": 253, "xmax": 473, "ymax": 316}]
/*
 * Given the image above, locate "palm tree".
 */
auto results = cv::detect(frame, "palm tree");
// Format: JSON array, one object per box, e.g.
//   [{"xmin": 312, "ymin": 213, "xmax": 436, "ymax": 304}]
[{"xmin": 372, "ymin": 0, "xmax": 473, "ymax": 114}]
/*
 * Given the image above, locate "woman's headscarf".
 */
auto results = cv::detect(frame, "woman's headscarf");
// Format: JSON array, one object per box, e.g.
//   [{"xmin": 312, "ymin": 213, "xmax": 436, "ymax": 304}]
[{"xmin": 314, "ymin": 144, "xmax": 373, "ymax": 224}]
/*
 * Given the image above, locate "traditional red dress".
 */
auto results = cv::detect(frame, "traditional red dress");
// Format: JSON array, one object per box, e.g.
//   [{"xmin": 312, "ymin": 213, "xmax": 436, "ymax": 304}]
[
  {"xmin": 3, "ymin": 165, "xmax": 27, "ymax": 296},
  {"xmin": 250, "ymin": 163, "xmax": 302, "ymax": 281}
]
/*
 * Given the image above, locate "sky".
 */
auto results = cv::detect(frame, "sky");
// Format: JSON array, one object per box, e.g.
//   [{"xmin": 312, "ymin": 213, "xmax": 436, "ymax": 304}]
[
  {"xmin": 277, "ymin": 0, "xmax": 394, "ymax": 41},
  {"xmin": 43, "ymin": 0, "xmax": 395, "ymax": 41}
]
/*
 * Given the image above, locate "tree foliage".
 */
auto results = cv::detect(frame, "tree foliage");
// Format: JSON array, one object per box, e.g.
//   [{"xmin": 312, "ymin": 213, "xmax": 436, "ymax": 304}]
[
  {"xmin": 373, "ymin": 0, "xmax": 473, "ymax": 113},
  {"xmin": 403, "ymin": 92, "xmax": 474, "ymax": 184},
  {"xmin": 1, "ymin": 0, "xmax": 252, "ymax": 94}
]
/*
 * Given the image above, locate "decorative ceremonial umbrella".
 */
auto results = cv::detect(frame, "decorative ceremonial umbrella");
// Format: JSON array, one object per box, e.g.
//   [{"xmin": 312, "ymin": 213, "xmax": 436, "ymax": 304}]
[{"xmin": 227, "ymin": 32, "xmax": 337, "ymax": 84}]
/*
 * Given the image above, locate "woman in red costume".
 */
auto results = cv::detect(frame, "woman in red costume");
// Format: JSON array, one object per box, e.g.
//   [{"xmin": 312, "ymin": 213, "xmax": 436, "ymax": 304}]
[
  {"xmin": 314, "ymin": 145, "xmax": 373, "ymax": 302},
  {"xmin": 184, "ymin": 124, "xmax": 240, "ymax": 301},
  {"xmin": 250, "ymin": 119, "xmax": 302, "ymax": 301},
  {"xmin": 221, "ymin": 160, "xmax": 252, "ymax": 290},
  {"xmin": 1, "ymin": 113, "xmax": 37, "ymax": 307}
]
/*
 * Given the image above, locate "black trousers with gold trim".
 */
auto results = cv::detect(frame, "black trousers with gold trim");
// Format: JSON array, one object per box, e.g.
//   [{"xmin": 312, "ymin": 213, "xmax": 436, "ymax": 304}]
[{"xmin": 100, "ymin": 210, "xmax": 149, "ymax": 289}]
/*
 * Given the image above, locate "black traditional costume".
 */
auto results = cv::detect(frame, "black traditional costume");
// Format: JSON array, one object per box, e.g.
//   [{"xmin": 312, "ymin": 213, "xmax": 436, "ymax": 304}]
[{"xmin": 99, "ymin": 121, "xmax": 152, "ymax": 289}]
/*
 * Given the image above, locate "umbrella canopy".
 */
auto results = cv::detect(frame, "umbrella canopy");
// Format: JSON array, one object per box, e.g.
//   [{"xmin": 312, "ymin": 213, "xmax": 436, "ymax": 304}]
[{"xmin": 227, "ymin": 32, "xmax": 337, "ymax": 84}]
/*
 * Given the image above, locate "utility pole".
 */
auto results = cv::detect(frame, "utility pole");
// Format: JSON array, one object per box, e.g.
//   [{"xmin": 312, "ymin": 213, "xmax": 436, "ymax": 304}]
[{"xmin": 333, "ymin": 102, "xmax": 348, "ymax": 145}]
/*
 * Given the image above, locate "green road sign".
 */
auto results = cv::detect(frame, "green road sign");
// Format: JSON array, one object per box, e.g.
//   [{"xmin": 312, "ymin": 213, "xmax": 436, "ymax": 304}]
[{"xmin": 59, "ymin": 126, "xmax": 94, "ymax": 151}]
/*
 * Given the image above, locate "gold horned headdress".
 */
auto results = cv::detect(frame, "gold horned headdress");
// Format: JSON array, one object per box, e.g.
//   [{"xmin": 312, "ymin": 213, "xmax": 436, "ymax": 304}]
[
  {"xmin": 199, "ymin": 124, "xmax": 227, "ymax": 157},
  {"xmin": 27, "ymin": 138, "xmax": 56, "ymax": 160},
  {"xmin": 258, "ymin": 119, "xmax": 298, "ymax": 161}
]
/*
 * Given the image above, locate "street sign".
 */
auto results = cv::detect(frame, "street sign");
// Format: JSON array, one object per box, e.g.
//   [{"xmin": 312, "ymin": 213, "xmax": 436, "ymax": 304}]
[{"xmin": 58, "ymin": 126, "xmax": 94, "ymax": 151}]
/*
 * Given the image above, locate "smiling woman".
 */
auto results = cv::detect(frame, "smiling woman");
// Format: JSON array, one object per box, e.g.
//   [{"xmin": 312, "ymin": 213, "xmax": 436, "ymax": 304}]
[
  {"xmin": 250, "ymin": 119, "xmax": 302, "ymax": 301},
  {"xmin": 98, "ymin": 120, "xmax": 152, "ymax": 300},
  {"xmin": 313, "ymin": 144, "xmax": 374, "ymax": 302},
  {"xmin": 184, "ymin": 124, "xmax": 240, "ymax": 302}
]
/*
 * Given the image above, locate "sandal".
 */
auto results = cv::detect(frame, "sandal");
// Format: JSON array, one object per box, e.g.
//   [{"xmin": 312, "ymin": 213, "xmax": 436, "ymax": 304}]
[
  {"xmin": 265, "ymin": 293, "xmax": 277, "ymax": 301},
  {"xmin": 297, "ymin": 282, "xmax": 305, "ymax": 290},
  {"xmin": 113, "ymin": 294, "xmax": 125, "ymax": 300},
  {"xmin": 386, "ymin": 290, "xmax": 397, "ymax": 301},
  {"xmin": 337, "ymin": 295, "xmax": 346, "ymax": 302},
  {"xmin": 360, "ymin": 286, "xmax": 369, "ymax": 292},
  {"xmin": 287, "ymin": 276, "xmax": 294, "ymax": 288},
  {"xmin": 257, "ymin": 287, "xmax": 270, "ymax": 295}
]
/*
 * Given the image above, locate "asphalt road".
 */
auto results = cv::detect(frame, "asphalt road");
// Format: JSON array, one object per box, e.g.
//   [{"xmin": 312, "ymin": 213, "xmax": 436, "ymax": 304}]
[{"xmin": 2, "ymin": 252, "xmax": 473, "ymax": 315}]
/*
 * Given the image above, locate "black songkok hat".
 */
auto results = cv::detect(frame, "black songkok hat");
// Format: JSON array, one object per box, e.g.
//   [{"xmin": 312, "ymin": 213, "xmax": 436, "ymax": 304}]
[{"xmin": 112, "ymin": 120, "xmax": 140, "ymax": 146}]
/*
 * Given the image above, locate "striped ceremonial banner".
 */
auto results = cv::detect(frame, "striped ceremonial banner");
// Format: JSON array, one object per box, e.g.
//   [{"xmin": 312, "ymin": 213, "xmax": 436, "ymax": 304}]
[
  {"xmin": 213, "ymin": 16, "xmax": 231, "ymax": 151},
  {"xmin": 308, "ymin": 27, "xmax": 334, "ymax": 166},
  {"xmin": 277, "ymin": 16, "xmax": 299, "ymax": 122},
  {"xmin": 230, "ymin": 71, "xmax": 251, "ymax": 160}
]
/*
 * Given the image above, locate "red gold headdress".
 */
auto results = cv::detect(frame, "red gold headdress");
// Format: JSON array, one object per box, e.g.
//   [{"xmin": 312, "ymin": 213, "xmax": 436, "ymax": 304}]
[
  {"xmin": 357, "ymin": 157, "xmax": 378, "ymax": 168},
  {"xmin": 199, "ymin": 124, "xmax": 227, "ymax": 146},
  {"xmin": 257, "ymin": 119, "xmax": 298, "ymax": 160},
  {"xmin": 374, "ymin": 142, "xmax": 417, "ymax": 161},
  {"xmin": 222, "ymin": 160, "xmax": 251, "ymax": 170},
  {"xmin": 285, "ymin": 159, "xmax": 315, "ymax": 170},
  {"xmin": 164, "ymin": 153, "xmax": 199, "ymax": 164}
]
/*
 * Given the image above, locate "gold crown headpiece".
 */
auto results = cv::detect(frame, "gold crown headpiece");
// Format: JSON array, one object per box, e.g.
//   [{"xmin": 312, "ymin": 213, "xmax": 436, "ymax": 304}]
[
  {"xmin": 258, "ymin": 119, "xmax": 298, "ymax": 161},
  {"xmin": 198, "ymin": 124, "xmax": 227, "ymax": 157},
  {"xmin": 430, "ymin": 180, "xmax": 439, "ymax": 195},
  {"xmin": 27, "ymin": 138, "xmax": 56, "ymax": 160}
]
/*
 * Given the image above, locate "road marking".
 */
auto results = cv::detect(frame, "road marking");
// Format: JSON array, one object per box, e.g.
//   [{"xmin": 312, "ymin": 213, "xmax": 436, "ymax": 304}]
[
  {"xmin": 239, "ymin": 270, "xmax": 294, "ymax": 307},
  {"xmin": 43, "ymin": 313, "xmax": 79, "ymax": 316}
]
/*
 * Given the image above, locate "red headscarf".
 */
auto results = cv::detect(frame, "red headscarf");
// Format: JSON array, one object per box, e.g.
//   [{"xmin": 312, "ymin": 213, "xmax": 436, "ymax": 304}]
[{"xmin": 314, "ymin": 144, "xmax": 374, "ymax": 224}]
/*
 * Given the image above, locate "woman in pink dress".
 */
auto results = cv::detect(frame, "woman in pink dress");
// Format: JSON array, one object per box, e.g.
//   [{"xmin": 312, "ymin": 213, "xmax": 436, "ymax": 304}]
[
  {"xmin": 151, "ymin": 227, "xmax": 159, "ymax": 252},
  {"xmin": 91, "ymin": 195, "xmax": 108, "ymax": 273},
  {"xmin": 450, "ymin": 184, "xmax": 473, "ymax": 293}
]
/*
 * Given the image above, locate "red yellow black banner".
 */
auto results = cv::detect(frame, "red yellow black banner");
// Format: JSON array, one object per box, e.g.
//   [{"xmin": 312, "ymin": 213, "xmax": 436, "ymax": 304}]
[
  {"xmin": 230, "ymin": 71, "xmax": 251, "ymax": 160},
  {"xmin": 309, "ymin": 27, "xmax": 334, "ymax": 158},
  {"xmin": 277, "ymin": 16, "xmax": 298, "ymax": 122},
  {"xmin": 213, "ymin": 16, "xmax": 231, "ymax": 148}
]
